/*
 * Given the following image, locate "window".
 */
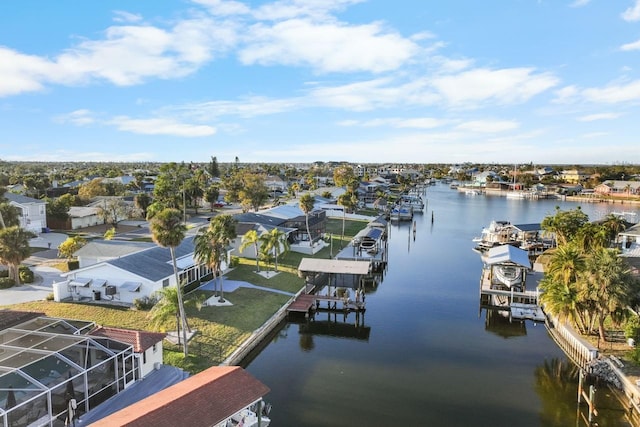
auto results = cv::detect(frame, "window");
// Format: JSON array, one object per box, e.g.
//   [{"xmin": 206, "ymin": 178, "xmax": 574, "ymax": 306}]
[
  {"xmin": 162, "ymin": 278, "xmax": 169, "ymax": 288},
  {"xmin": 143, "ymin": 350, "xmax": 147, "ymax": 364},
  {"xmin": 153, "ymin": 344, "xmax": 157, "ymax": 353}
]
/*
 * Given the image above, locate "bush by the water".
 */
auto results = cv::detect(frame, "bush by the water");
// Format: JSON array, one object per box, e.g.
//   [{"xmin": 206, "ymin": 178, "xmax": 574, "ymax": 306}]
[{"xmin": 0, "ymin": 277, "xmax": 16, "ymax": 289}]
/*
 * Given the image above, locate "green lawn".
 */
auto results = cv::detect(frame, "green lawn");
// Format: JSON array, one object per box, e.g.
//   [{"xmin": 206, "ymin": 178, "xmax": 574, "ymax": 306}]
[{"xmin": 7, "ymin": 216, "xmax": 372, "ymax": 373}]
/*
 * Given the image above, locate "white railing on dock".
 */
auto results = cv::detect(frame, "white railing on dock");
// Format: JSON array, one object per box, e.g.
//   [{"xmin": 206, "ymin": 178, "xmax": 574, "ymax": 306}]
[{"xmin": 546, "ymin": 314, "xmax": 598, "ymax": 370}]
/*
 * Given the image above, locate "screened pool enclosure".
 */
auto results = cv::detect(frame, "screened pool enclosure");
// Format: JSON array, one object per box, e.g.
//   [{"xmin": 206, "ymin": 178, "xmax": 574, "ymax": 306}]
[{"xmin": 0, "ymin": 316, "xmax": 137, "ymax": 427}]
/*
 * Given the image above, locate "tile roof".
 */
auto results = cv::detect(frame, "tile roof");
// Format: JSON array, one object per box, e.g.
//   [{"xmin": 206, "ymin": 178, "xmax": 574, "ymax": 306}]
[
  {"xmin": 90, "ymin": 326, "xmax": 166, "ymax": 353},
  {"xmin": 91, "ymin": 366, "xmax": 270, "ymax": 427}
]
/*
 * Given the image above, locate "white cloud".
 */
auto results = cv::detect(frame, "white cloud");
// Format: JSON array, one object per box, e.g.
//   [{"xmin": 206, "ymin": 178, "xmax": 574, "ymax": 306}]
[
  {"xmin": 109, "ymin": 116, "xmax": 217, "ymax": 136},
  {"xmin": 55, "ymin": 109, "xmax": 96, "ymax": 126},
  {"xmin": 337, "ymin": 117, "xmax": 448, "ymax": 129},
  {"xmin": 577, "ymin": 112, "xmax": 621, "ymax": 121},
  {"xmin": 239, "ymin": 19, "xmax": 418, "ymax": 73},
  {"xmin": 431, "ymin": 68, "xmax": 559, "ymax": 107},
  {"xmin": 0, "ymin": 47, "xmax": 54, "ymax": 96},
  {"xmin": 552, "ymin": 85, "xmax": 579, "ymax": 104},
  {"xmin": 621, "ymin": 39, "xmax": 640, "ymax": 51},
  {"xmin": 190, "ymin": 0, "xmax": 251, "ymax": 16},
  {"xmin": 177, "ymin": 96, "xmax": 302, "ymax": 119},
  {"xmin": 456, "ymin": 120, "xmax": 519, "ymax": 133},
  {"xmin": 622, "ymin": 0, "xmax": 640, "ymax": 21},
  {"xmin": 582, "ymin": 79, "xmax": 640, "ymax": 103},
  {"xmin": 253, "ymin": 0, "xmax": 364, "ymax": 21},
  {"xmin": 113, "ymin": 10, "xmax": 143, "ymax": 23}
]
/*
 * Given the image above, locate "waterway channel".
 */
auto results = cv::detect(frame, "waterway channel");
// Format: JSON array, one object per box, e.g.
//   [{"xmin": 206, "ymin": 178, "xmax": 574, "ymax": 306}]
[{"xmin": 243, "ymin": 183, "xmax": 639, "ymax": 427}]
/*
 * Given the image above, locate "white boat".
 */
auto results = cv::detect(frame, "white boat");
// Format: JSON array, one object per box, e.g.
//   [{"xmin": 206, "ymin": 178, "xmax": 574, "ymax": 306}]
[
  {"xmin": 463, "ymin": 188, "xmax": 482, "ymax": 196},
  {"xmin": 510, "ymin": 302, "xmax": 546, "ymax": 322},
  {"xmin": 390, "ymin": 204, "xmax": 413, "ymax": 221},
  {"xmin": 472, "ymin": 220, "xmax": 515, "ymax": 250},
  {"xmin": 220, "ymin": 403, "xmax": 272, "ymax": 427},
  {"xmin": 506, "ymin": 191, "xmax": 526, "ymax": 199},
  {"xmin": 400, "ymin": 194, "xmax": 425, "ymax": 211}
]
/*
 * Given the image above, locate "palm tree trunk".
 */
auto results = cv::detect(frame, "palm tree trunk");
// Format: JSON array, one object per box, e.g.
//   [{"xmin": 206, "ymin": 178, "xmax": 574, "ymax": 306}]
[
  {"xmin": 170, "ymin": 247, "xmax": 189, "ymax": 356},
  {"xmin": 254, "ymin": 243, "xmax": 260, "ymax": 272}
]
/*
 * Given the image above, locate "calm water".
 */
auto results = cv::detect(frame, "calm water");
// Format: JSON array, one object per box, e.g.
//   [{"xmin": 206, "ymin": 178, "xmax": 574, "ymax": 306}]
[{"xmin": 244, "ymin": 184, "xmax": 638, "ymax": 427}]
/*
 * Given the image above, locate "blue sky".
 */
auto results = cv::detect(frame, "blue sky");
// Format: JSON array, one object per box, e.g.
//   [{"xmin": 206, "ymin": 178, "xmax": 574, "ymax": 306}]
[{"xmin": 1, "ymin": 0, "xmax": 640, "ymax": 165}]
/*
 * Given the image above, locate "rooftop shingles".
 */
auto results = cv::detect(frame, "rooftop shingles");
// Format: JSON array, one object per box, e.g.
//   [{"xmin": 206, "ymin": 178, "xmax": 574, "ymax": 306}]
[
  {"xmin": 89, "ymin": 326, "xmax": 165, "ymax": 353},
  {"xmin": 91, "ymin": 366, "xmax": 270, "ymax": 427}
]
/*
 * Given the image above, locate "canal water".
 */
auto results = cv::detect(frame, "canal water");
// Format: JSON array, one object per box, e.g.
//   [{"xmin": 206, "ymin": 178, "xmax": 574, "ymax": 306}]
[{"xmin": 244, "ymin": 184, "xmax": 638, "ymax": 427}]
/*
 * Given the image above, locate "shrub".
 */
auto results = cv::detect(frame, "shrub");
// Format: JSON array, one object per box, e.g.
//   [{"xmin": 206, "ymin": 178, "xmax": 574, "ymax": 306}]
[
  {"xmin": 45, "ymin": 293, "xmax": 55, "ymax": 301},
  {"xmin": 133, "ymin": 296, "xmax": 157, "ymax": 311},
  {"xmin": 0, "ymin": 277, "xmax": 16, "ymax": 289},
  {"xmin": 19, "ymin": 266, "xmax": 34, "ymax": 284},
  {"xmin": 0, "ymin": 270, "xmax": 8, "ymax": 278},
  {"xmin": 631, "ymin": 347, "xmax": 640, "ymax": 365},
  {"xmin": 230, "ymin": 256, "xmax": 240, "ymax": 267},
  {"xmin": 624, "ymin": 316, "xmax": 640, "ymax": 341}
]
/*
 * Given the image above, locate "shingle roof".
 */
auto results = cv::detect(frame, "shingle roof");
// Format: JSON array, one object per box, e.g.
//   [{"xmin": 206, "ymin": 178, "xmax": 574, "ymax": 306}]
[
  {"xmin": 3, "ymin": 192, "xmax": 44, "ymax": 205},
  {"xmin": 91, "ymin": 366, "xmax": 270, "ymax": 427},
  {"xmin": 233, "ymin": 212, "xmax": 287, "ymax": 226},
  {"xmin": 89, "ymin": 326, "xmax": 165, "ymax": 353},
  {"xmin": 107, "ymin": 236, "xmax": 195, "ymax": 282},
  {"xmin": 74, "ymin": 240, "xmax": 155, "ymax": 258},
  {"xmin": 0, "ymin": 310, "xmax": 44, "ymax": 330}
]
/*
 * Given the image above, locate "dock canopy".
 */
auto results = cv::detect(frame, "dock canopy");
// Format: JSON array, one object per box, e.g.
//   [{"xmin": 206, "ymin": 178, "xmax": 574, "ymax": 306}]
[
  {"xmin": 298, "ymin": 258, "xmax": 371, "ymax": 275},
  {"xmin": 484, "ymin": 245, "xmax": 531, "ymax": 269}
]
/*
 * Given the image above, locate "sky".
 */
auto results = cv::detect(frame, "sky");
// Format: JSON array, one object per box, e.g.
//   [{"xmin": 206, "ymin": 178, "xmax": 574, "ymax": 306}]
[{"xmin": 1, "ymin": 0, "xmax": 640, "ymax": 165}]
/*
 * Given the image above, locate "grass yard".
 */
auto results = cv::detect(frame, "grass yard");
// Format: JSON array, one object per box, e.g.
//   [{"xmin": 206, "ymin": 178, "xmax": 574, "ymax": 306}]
[{"xmin": 6, "ymin": 216, "xmax": 372, "ymax": 373}]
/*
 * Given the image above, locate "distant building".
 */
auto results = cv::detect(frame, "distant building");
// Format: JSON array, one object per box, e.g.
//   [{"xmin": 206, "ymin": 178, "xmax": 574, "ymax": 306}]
[{"xmin": 3, "ymin": 192, "xmax": 47, "ymax": 233}]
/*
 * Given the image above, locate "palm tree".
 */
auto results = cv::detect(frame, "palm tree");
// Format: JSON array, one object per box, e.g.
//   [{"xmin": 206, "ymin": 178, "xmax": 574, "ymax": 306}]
[
  {"xmin": 600, "ymin": 214, "xmax": 627, "ymax": 246},
  {"xmin": 239, "ymin": 229, "xmax": 261, "ymax": 272},
  {"xmin": 337, "ymin": 191, "xmax": 357, "ymax": 248},
  {"xmin": 299, "ymin": 193, "xmax": 315, "ymax": 246},
  {"xmin": 0, "ymin": 226, "xmax": 35, "ymax": 284},
  {"xmin": 583, "ymin": 248, "xmax": 634, "ymax": 342},
  {"xmin": 539, "ymin": 244, "xmax": 588, "ymax": 332},
  {"xmin": 148, "ymin": 286, "xmax": 205, "ymax": 341},
  {"xmin": 195, "ymin": 214, "xmax": 237, "ymax": 302},
  {"xmin": 259, "ymin": 228, "xmax": 290, "ymax": 272},
  {"xmin": 149, "ymin": 208, "xmax": 189, "ymax": 356}
]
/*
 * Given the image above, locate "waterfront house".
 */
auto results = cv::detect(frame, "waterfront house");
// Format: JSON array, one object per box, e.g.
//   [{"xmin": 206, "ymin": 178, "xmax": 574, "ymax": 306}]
[
  {"xmin": 90, "ymin": 365, "xmax": 270, "ymax": 427},
  {"xmin": 3, "ymin": 192, "xmax": 47, "ymax": 234},
  {"xmin": 53, "ymin": 236, "xmax": 215, "ymax": 305},
  {"xmin": 74, "ymin": 240, "xmax": 155, "ymax": 268},
  {"xmin": 594, "ymin": 180, "xmax": 640, "ymax": 198}
]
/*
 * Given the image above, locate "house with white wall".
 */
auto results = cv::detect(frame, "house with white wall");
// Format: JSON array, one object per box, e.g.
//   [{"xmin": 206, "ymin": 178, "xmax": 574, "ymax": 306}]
[
  {"xmin": 53, "ymin": 236, "xmax": 213, "ymax": 304},
  {"xmin": 3, "ymin": 192, "xmax": 47, "ymax": 233}
]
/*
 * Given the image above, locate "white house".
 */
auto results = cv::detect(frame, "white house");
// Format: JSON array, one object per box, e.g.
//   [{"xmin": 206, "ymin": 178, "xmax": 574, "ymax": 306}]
[
  {"xmin": 89, "ymin": 326, "xmax": 166, "ymax": 379},
  {"xmin": 53, "ymin": 236, "xmax": 212, "ymax": 304},
  {"xmin": 74, "ymin": 240, "xmax": 155, "ymax": 268},
  {"xmin": 3, "ymin": 192, "xmax": 47, "ymax": 233},
  {"xmin": 68, "ymin": 206, "xmax": 104, "ymax": 230}
]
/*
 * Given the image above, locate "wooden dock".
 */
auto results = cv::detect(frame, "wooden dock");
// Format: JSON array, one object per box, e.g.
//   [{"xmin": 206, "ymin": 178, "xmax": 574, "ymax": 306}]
[{"xmin": 287, "ymin": 293, "xmax": 366, "ymax": 317}]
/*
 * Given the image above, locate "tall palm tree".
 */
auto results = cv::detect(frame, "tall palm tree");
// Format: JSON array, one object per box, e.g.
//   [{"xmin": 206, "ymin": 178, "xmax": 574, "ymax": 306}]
[
  {"xmin": 149, "ymin": 208, "xmax": 189, "ymax": 356},
  {"xmin": 259, "ymin": 227, "xmax": 290, "ymax": 272},
  {"xmin": 194, "ymin": 214, "xmax": 237, "ymax": 303},
  {"xmin": 239, "ymin": 229, "xmax": 261, "ymax": 272},
  {"xmin": 583, "ymin": 247, "xmax": 634, "ymax": 342},
  {"xmin": 299, "ymin": 193, "xmax": 315, "ymax": 246},
  {"xmin": 600, "ymin": 214, "xmax": 627, "ymax": 246},
  {"xmin": 540, "ymin": 244, "xmax": 588, "ymax": 332},
  {"xmin": 337, "ymin": 191, "xmax": 357, "ymax": 248},
  {"xmin": 0, "ymin": 226, "xmax": 35, "ymax": 284}
]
